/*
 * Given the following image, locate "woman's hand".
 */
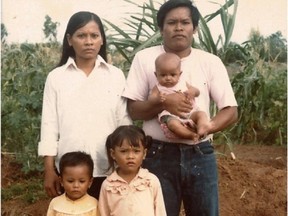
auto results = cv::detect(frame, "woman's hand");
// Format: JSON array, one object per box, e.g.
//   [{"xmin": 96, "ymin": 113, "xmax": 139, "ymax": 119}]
[
  {"xmin": 44, "ymin": 156, "xmax": 62, "ymax": 198},
  {"xmin": 44, "ymin": 169, "xmax": 62, "ymax": 198}
]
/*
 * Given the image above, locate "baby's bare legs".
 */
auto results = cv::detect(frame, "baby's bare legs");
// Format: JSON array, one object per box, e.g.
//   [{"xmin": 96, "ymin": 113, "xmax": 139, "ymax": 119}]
[
  {"xmin": 190, "ymin": 111, "xmax": 212, "ymax": 137},
  {"xmin": 166, "ymin": 118, "xmax": 199, "ymax": 141}
]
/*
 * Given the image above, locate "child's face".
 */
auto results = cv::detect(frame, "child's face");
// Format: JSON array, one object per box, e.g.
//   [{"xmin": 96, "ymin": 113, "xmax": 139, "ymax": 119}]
[
  {"xmin": 60, "ymin": 165, "xmax": 93, "ymax": 201},
  {"xmin": 155, "ymin": 62, "xmax": 181, "ymax": 88},
  {"xmin": 110, "ymin": 139, "xmax": 146, "ymax": 177}
]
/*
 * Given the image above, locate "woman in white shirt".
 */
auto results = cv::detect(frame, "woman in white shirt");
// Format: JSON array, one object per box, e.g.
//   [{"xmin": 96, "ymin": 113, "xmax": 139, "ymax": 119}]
[{"xmin": 38, "ymin": 11, "xmax": 131, "ymax": 200}]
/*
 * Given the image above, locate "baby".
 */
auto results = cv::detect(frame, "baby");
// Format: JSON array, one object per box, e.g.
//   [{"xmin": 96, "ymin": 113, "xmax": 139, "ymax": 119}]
[{"xmin": 150, "ymin": 52, "xmax": 211, "ymax": 141}]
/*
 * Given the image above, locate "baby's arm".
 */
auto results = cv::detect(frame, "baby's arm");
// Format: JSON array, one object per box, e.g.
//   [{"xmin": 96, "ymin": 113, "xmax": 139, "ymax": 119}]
[
  {"xmin": 185, "ymin": 82, "xmax": 200, "ymax": 98},
  {"xmin": 149, "ymin": 85, "xmax": 166, "ymax": 103}
]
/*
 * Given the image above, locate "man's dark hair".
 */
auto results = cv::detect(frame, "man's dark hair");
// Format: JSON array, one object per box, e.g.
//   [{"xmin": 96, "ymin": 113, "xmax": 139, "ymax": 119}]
[{"xmin": 157, "ymin": 0, "xmax": 200, "ymax": 30}]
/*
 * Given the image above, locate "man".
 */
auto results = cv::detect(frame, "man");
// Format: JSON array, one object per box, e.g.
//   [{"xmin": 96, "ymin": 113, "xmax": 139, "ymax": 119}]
[{"xmin": 122, "ymin": 0, "xmax": 238, "ymax": 215}]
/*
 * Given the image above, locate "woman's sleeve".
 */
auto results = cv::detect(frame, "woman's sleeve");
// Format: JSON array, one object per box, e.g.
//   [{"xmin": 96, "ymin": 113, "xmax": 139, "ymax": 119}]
[
  {"xmin": 122, "ymin": 52, "xmax": 150, "ymax": 101},
  {"xmin": 38, "ymin": 74, "xmax": 59, "ymax": 156},
  {"xmin": 115, "ymin": 70, "xmax": 132, "ymax": 126},
  {"xmin": 116, "ymin": 96, "xmax": 132, "ymax": 126}
]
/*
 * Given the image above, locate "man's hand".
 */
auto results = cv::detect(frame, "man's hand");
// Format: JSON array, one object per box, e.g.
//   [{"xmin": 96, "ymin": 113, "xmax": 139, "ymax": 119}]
[{"xmin": 163, "ymin": 92, "xmax": 193, "ymax": 118}]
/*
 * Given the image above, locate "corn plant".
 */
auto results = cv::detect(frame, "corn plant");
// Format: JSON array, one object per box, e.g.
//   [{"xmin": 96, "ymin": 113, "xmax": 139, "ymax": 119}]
[
  {"xmin": 105, "ymin": 0, "xmax": 162, "ymax": 75},
  {"xmin": 1, "ymin": 23, "xmax": 8, "ymax": 43},
  {"xmin": 1, "ymin": 42, "xmax": 60, "ymax": 172},
  {"xmin": 197, "ymin": 0, "xmax": 238, "ymax": 56},
  {"xmin": 230, "ymin": 40, "xmax": 287, "ymax": 145}
]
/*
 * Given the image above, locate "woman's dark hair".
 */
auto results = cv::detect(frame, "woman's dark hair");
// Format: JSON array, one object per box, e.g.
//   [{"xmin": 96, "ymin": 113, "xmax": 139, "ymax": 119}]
[
  {"xmin": 105, "ymin": 125, "xmax": 152, "ymax": 172},
  {"xmin": 157, "ymin": 0, "xmax": 200, "ymax": 30},
  {"xmin": 59, "ymin": 151, "xmax": 94, "ymax": 178},
  {"xmin": 58, "ymin": 11, "xmax": 107, "ymax": 66}
]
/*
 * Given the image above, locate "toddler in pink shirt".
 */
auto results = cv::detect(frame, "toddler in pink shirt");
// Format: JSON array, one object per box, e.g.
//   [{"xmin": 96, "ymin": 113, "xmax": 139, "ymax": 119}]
[{"xmin": 98, "ymin": 125, "xmax": 167, "ymax": 216}]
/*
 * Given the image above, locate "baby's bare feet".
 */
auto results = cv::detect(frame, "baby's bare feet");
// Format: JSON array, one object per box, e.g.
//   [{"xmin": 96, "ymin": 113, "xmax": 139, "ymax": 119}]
[{"xmin": 197, "ymin": 122, "xmax": 212, "ymax": 139}]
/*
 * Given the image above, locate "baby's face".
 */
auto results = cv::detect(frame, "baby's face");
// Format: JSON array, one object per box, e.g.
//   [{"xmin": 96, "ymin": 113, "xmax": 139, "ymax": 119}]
[{"xmin": 155, "ymin": 63, "xmax": 181, "ymax": 88}]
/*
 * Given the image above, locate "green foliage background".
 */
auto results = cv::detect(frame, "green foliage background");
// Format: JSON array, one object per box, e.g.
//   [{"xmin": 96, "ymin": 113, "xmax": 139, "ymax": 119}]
[
  {"xmin": 1, "ymin": 42, "xmax": 60, "ymax": 172},
  {"xmin": 1, "ymin": 0, "xmax": 287, "ymax": 174}
]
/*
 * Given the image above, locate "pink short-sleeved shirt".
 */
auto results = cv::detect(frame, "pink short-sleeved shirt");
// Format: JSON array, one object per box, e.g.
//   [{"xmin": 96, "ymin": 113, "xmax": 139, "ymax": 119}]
[{"xmin": 98, "ymin": 168, "xmax": 167, "ymax": 216}]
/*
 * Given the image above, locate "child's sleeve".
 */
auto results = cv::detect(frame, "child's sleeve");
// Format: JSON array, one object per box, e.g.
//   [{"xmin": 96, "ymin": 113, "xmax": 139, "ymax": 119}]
[
  {"xmin": 46, "ymin": 199, "xmax": 55, "ymax": 216},
  {"xmin": 98, "ymin": 181, "xmax": 110, "ymax": 216},
  {"xmin": 153, "ymin": 177, "xmax": 167, "ymax": 216}
]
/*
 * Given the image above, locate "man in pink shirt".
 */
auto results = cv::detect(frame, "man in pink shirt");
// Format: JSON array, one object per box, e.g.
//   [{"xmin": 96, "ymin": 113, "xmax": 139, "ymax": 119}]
[{"xmin": 122, "ymin": 0, "xmax": 238, "ymax": 215}]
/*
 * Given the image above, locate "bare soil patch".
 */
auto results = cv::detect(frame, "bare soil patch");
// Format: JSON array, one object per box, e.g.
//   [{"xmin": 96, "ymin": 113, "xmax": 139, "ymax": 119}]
[{"xmin": 1, "ymin": 144, "xmax": 287, "ymax": 216}]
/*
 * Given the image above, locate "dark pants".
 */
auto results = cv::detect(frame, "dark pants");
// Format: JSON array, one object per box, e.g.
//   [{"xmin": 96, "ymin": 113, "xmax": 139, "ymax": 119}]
[
  {"xmin": 88, "ymin": 177, "xmax": 106, "ymax": 200},
  {"xmin": 143, "ymin": 139, "xmax": 219, "ymax": 216}
]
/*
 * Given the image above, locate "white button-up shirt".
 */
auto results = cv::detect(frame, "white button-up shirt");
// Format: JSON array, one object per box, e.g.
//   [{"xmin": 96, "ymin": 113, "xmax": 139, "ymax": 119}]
[{"xmin": 38, "ymin": 56, "xmax": 131, "ymax": 176}]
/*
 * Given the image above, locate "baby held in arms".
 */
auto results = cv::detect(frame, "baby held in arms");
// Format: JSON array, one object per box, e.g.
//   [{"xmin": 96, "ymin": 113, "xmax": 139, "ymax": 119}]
[{"xmin": 150, "ymin": 52, "xmax": 211, "ymax": 141}]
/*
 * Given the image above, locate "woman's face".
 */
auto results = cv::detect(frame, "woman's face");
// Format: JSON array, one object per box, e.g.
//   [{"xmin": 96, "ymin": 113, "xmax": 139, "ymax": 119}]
[{"xmin": 67, "ymin": 20, "xmax": 103, "ymax": 61}]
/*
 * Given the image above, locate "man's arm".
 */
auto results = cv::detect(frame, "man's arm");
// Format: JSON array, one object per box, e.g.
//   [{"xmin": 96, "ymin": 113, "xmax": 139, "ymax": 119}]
[
  {"xmin": 127, "ymin": 96, "xmax": 163, "ymax": 121},
  {"xmin": 127, "ymin": 90, "xmax": 194, "ymax": 121},
  {"xmin": 208, "ymin": 106, "xmax": 238, "ymax": 134},
  {"xmin": 125, "ymin": 83, "xmax": 159, "ymax": 121}
]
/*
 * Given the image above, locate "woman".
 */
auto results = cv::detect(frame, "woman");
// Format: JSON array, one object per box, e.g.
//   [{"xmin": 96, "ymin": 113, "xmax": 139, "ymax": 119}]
[{"xmin": 38, "ymin": 11, "xmax": 131, "ymax": 200}]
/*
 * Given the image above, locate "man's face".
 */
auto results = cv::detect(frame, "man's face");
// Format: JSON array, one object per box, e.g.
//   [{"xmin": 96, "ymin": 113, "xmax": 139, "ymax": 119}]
[{"xmin": 161, "ymin": 7, "xmax": 197, "ymax": 56}]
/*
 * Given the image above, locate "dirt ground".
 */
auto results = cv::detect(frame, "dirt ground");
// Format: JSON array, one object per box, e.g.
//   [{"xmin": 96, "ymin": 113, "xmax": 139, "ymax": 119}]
[{"xmin": 1, "ymin": 144, "xmax": 287, "ymax": 216}]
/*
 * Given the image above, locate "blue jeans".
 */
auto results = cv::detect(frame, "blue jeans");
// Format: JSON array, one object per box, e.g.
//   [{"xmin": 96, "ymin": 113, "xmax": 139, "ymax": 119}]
[{"xmin": 143, "ymin": 139, "xmax": 219, "ymax": 216}]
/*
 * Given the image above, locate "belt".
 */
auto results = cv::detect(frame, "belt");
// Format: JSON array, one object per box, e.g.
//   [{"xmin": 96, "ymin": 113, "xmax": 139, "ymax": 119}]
[
  {"xmin": 152, "ymin": 139, "xmax": 213, "ymax": 154},
  {"xmin": 152, "ymin": 139, "xmax": 211, "ymax": 146}
]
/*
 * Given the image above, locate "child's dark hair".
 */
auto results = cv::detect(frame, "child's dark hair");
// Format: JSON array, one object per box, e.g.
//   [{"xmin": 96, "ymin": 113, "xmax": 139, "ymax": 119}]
[
  {"xmin": 105, "ymin": 125, "xmax": 152, "ymax": 171},
  {"xmin": 59, "ymin": 151, "xmax": 94, "ymax": 178}
]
